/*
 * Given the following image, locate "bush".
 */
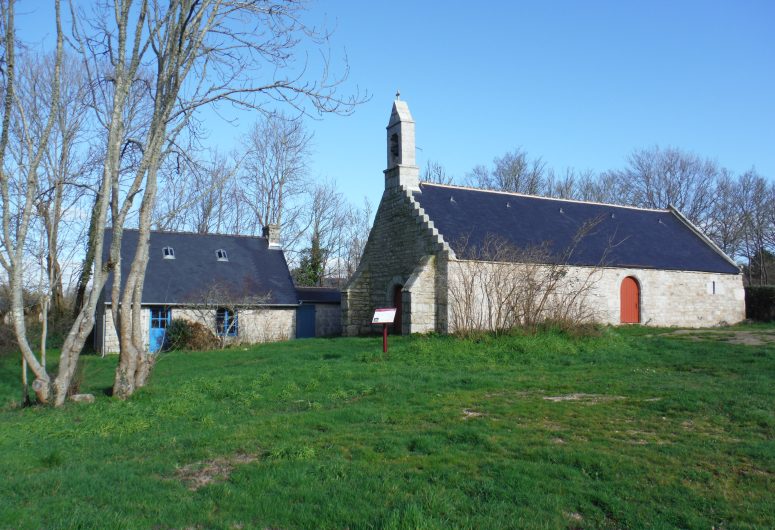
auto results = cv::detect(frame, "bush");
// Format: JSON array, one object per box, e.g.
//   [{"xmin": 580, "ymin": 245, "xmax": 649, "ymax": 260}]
[
  {"xmin": 0, "ymin": 320, "xmax": 16, "ymax": 357},
  {"xmin": 165, "ymin": 319, "xmax": 192, "ymax": 351},
  {"xmin": 166, "ymin": 319, "xmax": 218, "ymax": 351},
  {"xmin": 0, "ymin": 313, "xmax": 76, "ymax": 357},
  {"xmin": 745, "ymin": 286, "xmax": 775, "ymax": 322},
  {"xmin": 188, "ymin": 322, "xmax": 219, "ymax": 350}
]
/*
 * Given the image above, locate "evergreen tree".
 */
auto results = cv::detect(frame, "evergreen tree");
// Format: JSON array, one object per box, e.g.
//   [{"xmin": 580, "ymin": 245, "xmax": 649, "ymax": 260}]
[{"xmin": 294, "ymin": 232, "xmax": 325, "ymax": 286}]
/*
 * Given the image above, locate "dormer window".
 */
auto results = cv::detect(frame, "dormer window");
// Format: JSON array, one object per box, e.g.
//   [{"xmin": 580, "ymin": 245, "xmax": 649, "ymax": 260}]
[
  {"xmin": 216, "ymin": 249, "xmax": 228, "ymax": 262},
  {"xmin": 162, "ymin": 246, "xmax": 175, "ymax": 259}
]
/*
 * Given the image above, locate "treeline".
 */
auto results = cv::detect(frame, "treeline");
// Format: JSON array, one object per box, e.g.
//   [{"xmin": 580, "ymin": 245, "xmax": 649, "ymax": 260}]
[{"xmin": 425, "ymin": 146, "xmax": 775, "ymax": 285}]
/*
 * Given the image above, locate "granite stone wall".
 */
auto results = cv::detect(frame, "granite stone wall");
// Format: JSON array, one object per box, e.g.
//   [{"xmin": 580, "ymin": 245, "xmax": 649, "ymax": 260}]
[
  {"xmin": 342, "ymin": 186, "xmax": 451, "ymax": 335},
  {"xmin": 99, "ymin": 307, "xmax": 151, "ymax": 354},
  {"xmin": 97, "ymin": 305, "xmax": 295, "ymax": 353},
  {"xmin": 445, "ymin": 260, "xmax": 745, "ymax": 330}
]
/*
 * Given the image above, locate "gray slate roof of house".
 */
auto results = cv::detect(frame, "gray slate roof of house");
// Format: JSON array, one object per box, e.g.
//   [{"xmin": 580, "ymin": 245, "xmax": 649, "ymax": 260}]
[
  {"xmin": 296, "ymin": 286, "xmax": 342, "ymax": 304},
  {"xmin": 103, "ymin": 229, "xmax": 298, "ymax": 305},
  {"xmin": 413, "ymin": 183, "xmax": 739, "ymax": 275}
]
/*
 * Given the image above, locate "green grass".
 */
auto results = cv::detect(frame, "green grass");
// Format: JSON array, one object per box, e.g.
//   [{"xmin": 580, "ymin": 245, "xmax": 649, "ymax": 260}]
[{"xmin": 0, "ymin": 326, "xmax": 773, "ymax": 529}]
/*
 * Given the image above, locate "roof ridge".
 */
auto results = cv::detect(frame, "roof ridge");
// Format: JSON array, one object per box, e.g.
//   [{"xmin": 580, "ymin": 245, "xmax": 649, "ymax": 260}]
[
  {"xmin": 418, "ymin": 182, "xmax": 669, "ymax": 213},
  {"xmin": 110, "ymin": 227, "xmax": 268, "ymax": 240}
]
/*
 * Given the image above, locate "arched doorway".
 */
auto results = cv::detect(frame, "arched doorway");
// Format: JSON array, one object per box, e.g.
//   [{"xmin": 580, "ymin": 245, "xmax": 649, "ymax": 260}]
[
  {"xmin": 620, "ymin": 276, "xmax": 640, "ymax": 324},
  {"xmin": 392, "ymin": 284, "xmax": 403, "ymax": 334}
]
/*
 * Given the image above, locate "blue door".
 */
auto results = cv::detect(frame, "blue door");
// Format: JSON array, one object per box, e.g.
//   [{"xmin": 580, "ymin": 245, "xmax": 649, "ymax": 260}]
[
  {"xmin": 149, "ymin": 307, "xmax": 171, "ymax": 353},
  {"xmin": 296, "ymin": 304, "xmax": 315, "ymax": 339}
]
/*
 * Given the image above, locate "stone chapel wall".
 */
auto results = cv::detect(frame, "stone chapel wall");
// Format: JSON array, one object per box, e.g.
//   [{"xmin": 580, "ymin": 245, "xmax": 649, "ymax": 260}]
[
  {"xmin": 341, "ymin": 187, "xmax": 448, "ymax": 335},
  {"xmin": 445, "ymin": 260, "xmax": 745, "ymax": 331}
]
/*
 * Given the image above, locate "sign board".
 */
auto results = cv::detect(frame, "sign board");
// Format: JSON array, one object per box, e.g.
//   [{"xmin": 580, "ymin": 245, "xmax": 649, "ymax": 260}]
[{"xmin": 372, "ymin": 308, "xmax": 397, "ymax": 324}]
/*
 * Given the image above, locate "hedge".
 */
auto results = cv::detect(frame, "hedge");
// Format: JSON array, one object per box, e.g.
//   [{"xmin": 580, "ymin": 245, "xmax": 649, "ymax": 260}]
[{"xmin": 745, "ymin": 286, "xmax": 775, "ymax": 322}]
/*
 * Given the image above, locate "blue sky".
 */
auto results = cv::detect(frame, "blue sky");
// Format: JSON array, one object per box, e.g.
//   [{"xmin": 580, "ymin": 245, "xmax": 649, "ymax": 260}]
[{"xmin": 16, "ymin": 1, "xmax": 775, "ymax": 209}]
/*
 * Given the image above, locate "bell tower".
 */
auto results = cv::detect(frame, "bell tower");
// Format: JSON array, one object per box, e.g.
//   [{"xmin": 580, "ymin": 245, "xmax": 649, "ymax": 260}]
[{"xmin": 384, "ymin": 91, "xmax": 419, "ymax": 191}]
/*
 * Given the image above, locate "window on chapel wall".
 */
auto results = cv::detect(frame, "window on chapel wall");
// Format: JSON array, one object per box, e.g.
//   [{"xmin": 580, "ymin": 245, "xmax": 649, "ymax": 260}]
[{"xmin": 216, "ymin": 308, "xmax": 238, "ymax": 336}]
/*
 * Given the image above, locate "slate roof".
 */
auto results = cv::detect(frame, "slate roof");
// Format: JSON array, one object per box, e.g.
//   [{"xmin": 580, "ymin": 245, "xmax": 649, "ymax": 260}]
[
  {"xmin": 413, "ymin": 183, "xmax": 739, "ymax": 275},
  {"xmin": 103, "ymin": 229, "xmax": 298, "ymax": 306},
  {"xmin": 296, "ymin": 287, "xmax": 342, "ymax": 304}
]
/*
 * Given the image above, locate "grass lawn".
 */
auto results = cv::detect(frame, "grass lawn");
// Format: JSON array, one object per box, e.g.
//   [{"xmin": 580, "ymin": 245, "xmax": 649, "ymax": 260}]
[{"xmin": 0, "ymin": 326, "xmax": 773, "ymax": 529}]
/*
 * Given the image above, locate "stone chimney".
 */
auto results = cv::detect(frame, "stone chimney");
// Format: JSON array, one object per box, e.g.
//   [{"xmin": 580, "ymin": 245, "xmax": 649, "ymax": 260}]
[
  {"xmin": 384, "ymin": 91, "xmax": 419, "ymax": 191},
  {"xmin": 262, "ymin": 224, "xmax": 281, "ymax": 248}
]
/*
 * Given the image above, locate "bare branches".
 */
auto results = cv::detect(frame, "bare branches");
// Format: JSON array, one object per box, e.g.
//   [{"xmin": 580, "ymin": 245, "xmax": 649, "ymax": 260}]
[
  {"xmin": 448, "ymin": 222, "xmax": 605, "ymax": 336},
  {"xmin": 0, "ymin": 0, "xmax": 65, "ymax": 404},
  {"xmin": 422, "ymin": 160, "xmax": 455, "ymax": 185},
  {"xmin": 240, "ymin": 112, "xmax": 311, "ymax": 234},
  {"xmin": 465, "ymin": 148, "xmax": 547, "ymax": 195}
]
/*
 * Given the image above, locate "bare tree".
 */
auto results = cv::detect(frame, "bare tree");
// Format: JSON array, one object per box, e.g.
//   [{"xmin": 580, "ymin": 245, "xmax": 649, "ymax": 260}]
[
  {"xmin": 703, "ymin": 170, "xmax": 744, "ymax": 258},
  {"xmin": 240, "ymin": 113, "xmax": 311, "ymax": 237},
  {"xmin": 736, "ymin": 170, "xmax": 774, "ymax": 285},
  {"xmin": 10, "ymin": 52, "xmax": 93, "ymax": 318},
  {"xmin": 422, "ymin": 160, "xmax": 454, "ymax": 185},
  {"xmin": 545, "ymin": 168, "xmax": 599, "ymax": 200},
  {"xmin": 608, "ymin": 146, "xmax": 720, "ymax": 230},
  {"xmin": 294, "ymin": 180, "xmax": 350, "ymax": 284},
  {"xmin": 95, "ymin": 1, "xmax": 364, "ymax": 400},
  {"xmin": 465, "ymin": 148, "xmax": 547, "ymax": 195},
  {"xmin": 0, "ymin": 0, "xmax": 65, "ymax": 404},
  {"xmin": 154, "ymin": 150, "xmax": 239, "ymax": 234},
  {"xmin": 342, "ymin": 197, "xmax": 372, "ymax": 281}
]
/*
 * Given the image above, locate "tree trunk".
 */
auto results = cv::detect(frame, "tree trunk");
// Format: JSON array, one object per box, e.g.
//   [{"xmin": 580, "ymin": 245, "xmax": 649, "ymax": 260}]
[
  {"xmin": 10, "ymin": 265, "xmax": 52, "ymax": 403},
  {"xmin": 113, "ymin": 157, "xmax": 161, "ymax": 399},
  {"xmin": 134, "ymin": 350, "xmax": 156, "ymax": 388},
  {"xmin": 113, "ymin": 342, "xmax": 139, "ymax": 399},
  {"xmin": 21, "ymin": 357, "xmax": 30, "ymax": 407},
  {"xmin": 72, "ymin": 195, "xmax": 100, "ymax": 317}
]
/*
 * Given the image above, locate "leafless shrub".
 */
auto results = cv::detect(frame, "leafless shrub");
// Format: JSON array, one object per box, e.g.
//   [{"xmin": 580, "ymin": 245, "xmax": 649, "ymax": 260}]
[
  {"xmin": 448, "ymin": 219, "xmax": 607, "ymax": 336},
  {"xmin": 182, "ymin": 281, "xmax": 272, "ymax": 349}
]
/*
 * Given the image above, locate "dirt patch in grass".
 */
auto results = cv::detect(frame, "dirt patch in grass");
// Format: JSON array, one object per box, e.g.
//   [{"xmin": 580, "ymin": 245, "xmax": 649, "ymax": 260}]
[
  {"xmin": 462, "ymin": 408, "xmax": 484, "ymax": 419},
  {"xmin": 564, "ymin": 511, "xmax": 584, "ymax": 529},
  {"xmin": 667, "ymin": 329, "xmax": 775, "ymax": 346},
  {"xmin": 175, "ymin": 452, "xmax": 259, "ymax": 491},
  {"xmin": 543, "ymin": 393, "xmax": 625, "ymax": 404}
]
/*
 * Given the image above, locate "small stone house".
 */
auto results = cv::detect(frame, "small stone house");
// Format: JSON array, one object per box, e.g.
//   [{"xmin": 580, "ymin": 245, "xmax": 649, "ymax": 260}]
[
  {"xmin": 94, "ymin": 228, "xmax": 340, "ymax": 353},
  {"xmin": 341, "ymin": 97, "xmax": 745, "ymax": 335}
]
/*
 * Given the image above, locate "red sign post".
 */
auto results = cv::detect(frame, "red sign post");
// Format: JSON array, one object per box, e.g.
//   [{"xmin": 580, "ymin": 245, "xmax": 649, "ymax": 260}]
[{"xmin": 372, "ymin": 308, "xmax": 397, "ymax": 353}]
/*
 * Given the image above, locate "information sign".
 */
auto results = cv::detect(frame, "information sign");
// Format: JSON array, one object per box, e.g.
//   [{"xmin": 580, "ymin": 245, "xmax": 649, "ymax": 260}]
[
  {"xmin": 372, "ymin": 308, "xmax": 397, "ymax": 352},
  {"xmin": 372, "ymin": 308, "xmax": 397, "ymax": 324}
]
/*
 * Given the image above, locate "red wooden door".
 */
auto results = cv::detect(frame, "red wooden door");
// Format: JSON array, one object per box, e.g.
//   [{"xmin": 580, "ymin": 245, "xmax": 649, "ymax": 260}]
[
  {"xmin": 393, "ymin": 284, "xmax": 403, "ymax": 335},
  {"xmin": 620, "ymin": 277, "xmax": 640, "ymax": 324}
]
